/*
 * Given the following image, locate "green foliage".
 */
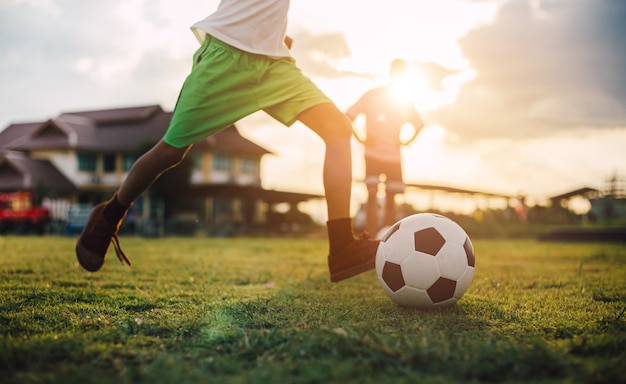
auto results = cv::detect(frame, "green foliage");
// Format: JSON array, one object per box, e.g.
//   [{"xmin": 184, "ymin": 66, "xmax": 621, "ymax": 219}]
[{"xmin": 0, "ymin": 237, "xmax": 624, "ymax": 383}]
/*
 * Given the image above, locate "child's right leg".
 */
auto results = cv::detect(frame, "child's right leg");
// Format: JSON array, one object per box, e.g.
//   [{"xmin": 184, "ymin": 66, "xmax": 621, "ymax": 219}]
[
  {"xmin": 296, "ymin": 103, "xmax": 380, "ymax": 282},
  {"xmin": 75, "ymin": 140, "xmax": 190, "ymax": 272}
]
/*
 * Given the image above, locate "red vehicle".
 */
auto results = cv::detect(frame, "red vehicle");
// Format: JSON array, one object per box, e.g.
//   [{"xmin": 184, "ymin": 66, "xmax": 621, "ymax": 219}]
[{"xmin": 0, "ymin": 192, "xmax": 50, "ymax": 234}]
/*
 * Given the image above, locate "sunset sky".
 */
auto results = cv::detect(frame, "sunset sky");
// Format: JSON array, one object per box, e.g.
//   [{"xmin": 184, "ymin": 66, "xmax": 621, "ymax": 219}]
[{"xmin": 1, "ymin": 0, "xmax": 625, "ymax": 217}]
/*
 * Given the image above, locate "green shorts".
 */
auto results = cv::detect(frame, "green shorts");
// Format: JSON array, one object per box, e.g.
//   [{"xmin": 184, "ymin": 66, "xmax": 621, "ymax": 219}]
[{"xmin": 163, "ymin": 36, "xmax": 332, "ymax": 148}]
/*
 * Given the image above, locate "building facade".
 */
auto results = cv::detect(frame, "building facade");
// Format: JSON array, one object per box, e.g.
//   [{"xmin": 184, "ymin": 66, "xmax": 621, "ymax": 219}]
[{"xmin": 0, "ymin": 105, "xmax": 321, "ymax": 235}]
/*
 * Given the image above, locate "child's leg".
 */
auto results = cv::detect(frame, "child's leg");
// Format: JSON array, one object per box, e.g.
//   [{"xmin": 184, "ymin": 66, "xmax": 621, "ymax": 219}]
[
  {"xmin": 296, "ymin": 103, "xmax": 352, "ymax": 220},
  {"xmin": 117, "ymin": 140, "xmax": 191, "ymax": 207},
  {"xmin": 76, "ymin": 140, "xmax": 189, "ymax": 272},
  {"xmin": 297, "ymin": 103, "xmax": 379, "ymax": 282}
]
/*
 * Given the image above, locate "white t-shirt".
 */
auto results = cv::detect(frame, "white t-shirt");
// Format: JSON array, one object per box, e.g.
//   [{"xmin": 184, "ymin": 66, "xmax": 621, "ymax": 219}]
[{"xmin": 192, "ymin": 0, "xmax": 291, "ymax": 58}]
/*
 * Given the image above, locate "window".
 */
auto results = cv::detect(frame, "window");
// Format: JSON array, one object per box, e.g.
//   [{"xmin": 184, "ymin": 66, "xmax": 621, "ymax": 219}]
[
  {"xmin": 77, "ymin": 152, "xmax": 97, "ymax": 172},
  {"xmin": 213, "ymin": 152, "xmax": 232, "ymax": 171},
  {"xmin": 240, "ymin": 156, "xmax": 258, "ymax": 174},
  {"xmin": 123, "ymin": 154, "xmax": 136, "ymax": 172},
  {"xmin": 103, "ymin": 153, "xmax": 116, "ymax": 173},
  {"xmin": 190, "ymin": 151, "xmax": 203, "ymax": 170}
]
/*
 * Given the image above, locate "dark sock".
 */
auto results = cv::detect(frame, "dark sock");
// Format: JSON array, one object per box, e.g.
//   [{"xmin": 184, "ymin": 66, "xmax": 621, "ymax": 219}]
[
  {"xmin": 102, "ymin": 194, "xmax": 129, "ymax": 225},
  {"xmin": 327, "ymin": 218, "xmax": 354, "ymax": 255}
]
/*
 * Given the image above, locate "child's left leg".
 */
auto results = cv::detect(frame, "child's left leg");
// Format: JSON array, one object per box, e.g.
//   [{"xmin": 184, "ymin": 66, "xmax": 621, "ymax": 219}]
[{"xmin": 75, "ymin": 140, "xmax": 191, "ymax": 272}]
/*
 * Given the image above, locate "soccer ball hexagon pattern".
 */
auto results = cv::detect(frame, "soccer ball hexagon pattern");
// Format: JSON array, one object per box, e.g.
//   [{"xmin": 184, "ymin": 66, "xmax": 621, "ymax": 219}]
[{"xmin": 375, "ymin": 213, "xmax": 475, "ymax": 309}]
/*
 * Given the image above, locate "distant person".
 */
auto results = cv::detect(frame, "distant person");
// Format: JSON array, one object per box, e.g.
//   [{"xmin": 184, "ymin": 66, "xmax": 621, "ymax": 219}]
[
  {"xmin": 346, "ymin": 59, "xmax": 424, "ymax": 235},
  {"xmin": 75, "ymin": 0, "xmax": 379, "ymax": 283}
]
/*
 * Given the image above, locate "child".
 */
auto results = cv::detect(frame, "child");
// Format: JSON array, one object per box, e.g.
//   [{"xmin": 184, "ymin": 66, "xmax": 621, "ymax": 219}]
[{"xmin": 75, "ymin": 0, "xmax": 379, "ymax": 282}]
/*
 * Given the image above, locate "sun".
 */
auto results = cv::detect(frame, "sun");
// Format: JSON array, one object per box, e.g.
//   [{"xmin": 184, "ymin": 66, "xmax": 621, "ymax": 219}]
[
  {"xmin": 387, "ymin": 60, "xmax": 476, "ymax": 113},
  {"xmin": 324, "ymin": 1, "xmax": 499, "ymax": 112},
  {"xmin": 389, "ymin": 65, "xmax": 428, "ymax": 104}
]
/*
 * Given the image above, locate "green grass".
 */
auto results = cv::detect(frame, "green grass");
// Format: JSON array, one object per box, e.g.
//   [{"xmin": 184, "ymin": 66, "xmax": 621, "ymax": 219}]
[{"xmin": 1, "ymin": 236, "xmax": 625, "ymax": 383}]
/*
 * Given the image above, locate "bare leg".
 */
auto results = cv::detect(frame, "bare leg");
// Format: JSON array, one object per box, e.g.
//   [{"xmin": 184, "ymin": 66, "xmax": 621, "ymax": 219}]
[
  {"xmin": 366, "ymin": 183, "xmax": 379, "ymax": 234},
  {"xmin": 297, "ymin": 103, "xmax": 378, "ymax": 282},
  {"xmin": 296, "ymin": 103, "xmax": 352, "ymax": 220},
  {"xmin": 384, "ymin": 190, "xmax": 397, "ymax": 227},
  {"xmin": 75, "ymin": 140, "xmax": 189, "ymax": 272},
  {"xmin": 117, "ymin": 140, "xmax": 191, "ymax": 206}
]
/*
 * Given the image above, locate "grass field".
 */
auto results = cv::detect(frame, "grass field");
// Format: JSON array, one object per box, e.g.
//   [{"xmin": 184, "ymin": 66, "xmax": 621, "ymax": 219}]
[{"xmin": 1, "ymin": 235, "xmax": 625, "ymax": 383}]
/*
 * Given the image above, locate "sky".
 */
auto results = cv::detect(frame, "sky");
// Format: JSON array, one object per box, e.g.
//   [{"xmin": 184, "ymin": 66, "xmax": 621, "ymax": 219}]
[{"xmin": 1, "ymin": 0, "xmax": 625, "ymax": 217}]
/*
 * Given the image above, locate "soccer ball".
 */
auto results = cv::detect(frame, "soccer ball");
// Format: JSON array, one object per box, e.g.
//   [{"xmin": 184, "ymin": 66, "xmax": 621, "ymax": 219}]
[{"xmin": 375, "ymin": 213, "xmax": 475, "ymax": 309}]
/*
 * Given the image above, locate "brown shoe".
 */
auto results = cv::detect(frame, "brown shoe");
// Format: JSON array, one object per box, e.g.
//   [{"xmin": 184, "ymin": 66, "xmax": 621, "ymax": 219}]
[
  {"xmin": 328, "ymin": 232, "xmax": 379, "ymax": 282},
  {"xmin": 75, "ymin": 203, "xmax": 131, "ymax": 272}
]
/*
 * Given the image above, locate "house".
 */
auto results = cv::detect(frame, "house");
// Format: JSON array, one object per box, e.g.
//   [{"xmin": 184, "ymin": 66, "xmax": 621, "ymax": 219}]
[
  {"xmin": 0, "ymin": 105, "xmax": 322, "ymax": 235},
  {"xmin": 587, "ymin": 175, "xmax": 626, "ymax": 222},
  {"xmin": 547, "ymin": 175, "xmax": 626, "ymax": 222}
]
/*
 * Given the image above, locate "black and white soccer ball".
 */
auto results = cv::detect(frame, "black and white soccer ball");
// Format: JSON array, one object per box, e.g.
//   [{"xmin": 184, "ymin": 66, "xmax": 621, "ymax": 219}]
[{"xmin": 376, "ymin": 213, "xmax": 475, "ymax": 309}]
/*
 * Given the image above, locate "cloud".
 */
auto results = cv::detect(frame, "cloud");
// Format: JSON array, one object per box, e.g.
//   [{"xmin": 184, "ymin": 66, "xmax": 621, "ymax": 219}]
[
  {"xmin": 1, "ymin": 0, "xmax": 623, "ymax": 199},
  {"xmin": 432, "ymin": 0, "xmax": 626, "ymax": 140},
  {"xmin": 289, "ymin": 31, "xmax": 355, "ymax": 78},
  {"xmin": 411, "ymin": 61, "xmax": 459, "ymax": 90},
  {"xmin": 0, "ymin": 0, "xmax": 207, "ymax": 127}
]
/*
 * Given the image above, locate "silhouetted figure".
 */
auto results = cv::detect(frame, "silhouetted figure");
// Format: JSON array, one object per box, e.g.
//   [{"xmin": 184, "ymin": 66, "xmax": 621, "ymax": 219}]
[{"xmin": 347, "ymin": 59, "xmax": 424, "ymax": 235}]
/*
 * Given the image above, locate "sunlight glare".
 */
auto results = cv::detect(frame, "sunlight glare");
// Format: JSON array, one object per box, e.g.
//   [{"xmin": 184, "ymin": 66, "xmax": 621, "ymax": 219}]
[
  {"xmin": 415, "ymin": 125, "xmax": 446, "ymax": 150},
  {"xmin": 390, "ymin": 66, "xmax": 426, "ymax": 104},
  {"xmin": 325, "ymin": 1, "xmax": 499, "ymax": 113}
]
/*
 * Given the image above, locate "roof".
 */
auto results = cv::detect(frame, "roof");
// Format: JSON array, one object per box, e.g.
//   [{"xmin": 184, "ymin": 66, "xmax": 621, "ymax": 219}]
[
  {"xmin": 194, "ymin": 125, "xmax": 272, "ymax": 156},
  {"xmin": 0, "ymin": 105, "xmax": 168, "ymax": 151},
  {"xmin": 405, "ymin": 183, "xmax": 514, "ymax": 198},
  {"xmin": 0, "ymin": 151, "xmax": 76, "ymax": 195},
  {"xmin": 0, "ymin": 105, "xmax": 271, "ymax": 155},
  {"xmin": 549, "ymin": 187, "xmax": 600, "ymax": 201},
  {"xmin": 65, "ymin": 105, "xmax": 164, "ymax": 125}
]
